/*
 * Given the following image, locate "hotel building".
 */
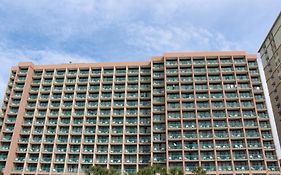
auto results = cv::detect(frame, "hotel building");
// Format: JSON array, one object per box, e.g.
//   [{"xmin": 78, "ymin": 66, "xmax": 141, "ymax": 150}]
[
  {"xmin": 259, "ymin": 12, "xmax": 281, "ymax": 148},
  {"xmin": 0, "ymin": 51, "xmax": 280, "ymax": 175}
]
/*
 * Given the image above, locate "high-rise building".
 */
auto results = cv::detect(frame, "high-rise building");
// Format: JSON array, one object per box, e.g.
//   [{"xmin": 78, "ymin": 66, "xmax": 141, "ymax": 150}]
[
  {"xmin": 259, "ymin": 12, "xmax": 281, "ymax": 149},
  {"xmin": 0, "ymin": 51, "xmax": 280, "ymax": 175}
]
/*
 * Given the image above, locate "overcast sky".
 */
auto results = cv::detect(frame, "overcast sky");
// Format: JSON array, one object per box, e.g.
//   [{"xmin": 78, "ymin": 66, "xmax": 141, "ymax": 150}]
[{"xmin": 0, "ymin": 1, "xmax": 281, "ymax": 144}]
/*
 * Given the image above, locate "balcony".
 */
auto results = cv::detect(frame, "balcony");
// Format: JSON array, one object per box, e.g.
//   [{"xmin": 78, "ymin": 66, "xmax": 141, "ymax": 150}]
[
  {"xmin": 199, "ymin": 133, "xmax": 212, "ymax": 138},
  {"xmin": 268, "ymin": 166, "xmax": 279, "ymax": 171},
  {"xmin": 184, "ymin": 143, "xmax": 197, "ymax": 149},
  {"xmin": 185, "ymin": 166, "xmax": 197, "ymax": 172},
  {"xmin": 249, "ymin": 154, "xmax": 263, "ymax": 160},
  {"xmin": 232, "ymin": 142, "xmax": 245, "ymax": 149},
  {"xmin": 231, "ymin": 131, "xmax": 244, "ymax": 138},
  {"xmin": 92, "ymin": 69, "xmax": 101, "ymax": 74},
  {"xmin": 201, "ymin": 144, "xmax": 213, "ymax": 149},
  {"xmin": 246, "ymin": 132, "xmax": 259, "ymax": 138},
  {"xmin": 83, "ymin": 158, "xmax": 93, "ymax": 163},
  {"xmin": 110, "ymin": 159, "xmax": 121, "ymax": 163},
  {"xmin": 55, "ymin": 157, "xmax": 65, "ymax": 162},
  {"xmin": 111, "ymin": 139, "xmax": 122, "ymax": 143},
  {"xmin": 234, "ymin": 165, "xmax": 249, "ymax": 171},
  {"xmin": 169, "ymin": 154, "xmax": 182, "ymax": 161},
  {"xmin": 70, "ymin": 139, "xmax": 81, "ymax": 144},
  {"xmin": 218, "ymin": 166, "xmax": 232, "ymax": 171},
  {"xmin": 179, "ymin": 59, "xmax": 191, "ymax": 65},
  {"xmin": 264, "ymin": 143, "xmax": 274, "ymax": 149},
  {"xmin": 260, "ymin": 123, "xmax": 271, "ymax": 129},
  {"xmin": 57, "ymin": 139, "xmax": 67, "ymax": 143},
  {"xmin": 201, "ymin": 155, "xmax": 214, "ymax": 160},
  {"xmin": 111, "ymin": 148, "xmax": 122, "ymax": 153},
  {"xmin": 234, "ymin": 153, "xmax": 247, "ymax": 160},
  {"xmin": 217, "ymin": 154, "xmax": 231, "ymax": 160},
  {"xmin": 83, "ymin": 147, "xmax": 94, "ymax": 152},
  {"xmin": 26, "ymin": 167, "xmax": 37, "ymax": 172},
  {"xmin": 0, "ymin": 144, "xmax": 9, "ymax": 151},
  {"xmin": 28, "ymin": 157, "xmax": 39, "ymax": 162},
  {"xmin": 153, "ymin": 156, "xmax": 166, "ymax": 162},
  {"xmin": 248, "ymin": 142, "xmax": 261, "ymax": 148},
  {"xmin": 184, "ymin": 133, "xmax": 197, "ymax": 139},
  {"xmin": 185, "ymin": 155, "xmax": 198, "ymax": 160},
  {"xmin": 52, "ymin": 167, "xmax": 64, "ymax": 172},
  {"xmin": 125, "ymin": 148, "xmax": 137, "ymax": 153},
  {"xmin": 39, "ymin": 167, "xmax": 50, "ymax": 172},
  {"xmin": 85, "ymin": 138, "xmax": 95, "ymax": 143},
  {"xmin": 169, "ymin": 143, "xmax": 182, "ymax": 150},
  {"xmin": 250, "ymin": 165, "xmax": 265, "ymax": 171},
  {"xmin": 68, "ymin": 157, "xmax": 79, "ymax": 163},
  {"xmin": 126, "ymin": 138, "xmax": 137, "ymax": 143},
  {"xmin": 41, "ymin": 157, "xmax": 52, "ymax": 162},
  {"xmin": 266, "ymin": 154, "xmax": 276, "ymax": 160},
  {"xmin": 215, "ymin": 143, "xmax": 229, "ymax": 149},
  {"xmin": 96, "ymin": 158, "xmax": 107, "ymax": 163}
]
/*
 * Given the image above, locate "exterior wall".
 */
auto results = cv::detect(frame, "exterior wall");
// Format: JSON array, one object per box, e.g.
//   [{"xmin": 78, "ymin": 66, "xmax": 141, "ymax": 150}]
[
  {"xmin": 259, "ymin": 12, "xmax": 281, "ymax": 151},
  {"xmin": 0, "ymin": 51, "xmax": 280, "ymax": 175}
]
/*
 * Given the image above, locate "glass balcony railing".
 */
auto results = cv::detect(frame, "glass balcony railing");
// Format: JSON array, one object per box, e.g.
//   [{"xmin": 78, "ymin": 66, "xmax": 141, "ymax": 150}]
[
  {"xmin": 199, "ymin": 133, "xmax": 212, "ymax": 138},
  {"xmin": 185, "ymin": 155, "xmax": 198, "ymax": 160},
  {"xmin": 246, "ymin": 132, "xmax": 259, "ymax": 137},
  {"xmin": 168, "ymin": 154, "xmax": 182, "ymax": 160},
  {"xmin": 250, "ymin": 165, "xmax": 265, "ymax": 171},
  {"xmin": 201, "ymin": 144, "xmax": 213, "ymax": 149},
  {"xmin": 268, "ymin": 166, "xmax": 279, "ymax": 171},
  {"xmin": 43, "ymin": 148, "xmax": 53, "ymax": 152},
  {"xmin": 110, "ymin": 159, "xmax": 121, "ymax": 163},
  {"xmin": 265, "ymin": 154, "xmax": 276, "ymax": 160},
  {"xmin": 184, "ymin": 133, "xmax": 197, "ymax": 138},
  {"xmin": 68, "ymin": 158, "xmax": 79, "ymax": 163},
  {"xmin": 96, "ymin": 159, "xmax": 107, "ymax": 163},
  {"xmin": 248, "ymin": 142, "xmax": 261, "ymax": 148},
  {"xmin": 179, "ymin": 60, "xmax": 191, "ymax": 65},
  {"xmin": 41, "ymin": 157, "xmax": 52, "ymax": 162},
  {"xmin": 55, "ymin": 158, "xmax": 65, "ymax": 162},
  {"xmin": 264, "ymin": 143, "xmax": 274, "ymax": 149},
  {"xmin": 53, "ymin": 167, "xmax": 64, "ymax": 172},
  {"xmin": 15, "ymin": 156, "xmax": 25, "ymax": 162},
  {"xmin": 26, "ymin": 167, "xmax": 37, "ymax": 172},
  {"xmin": 83, "ymin": 158, "xmax": 93, "ymax": 163},
  {"xmin": 185, "ymin": 166, "xmax": 197, "ymax": 172},
  {"xmin": 217, "ymin": 154, "xmax": 231, "ymax": 160},
  {"xmin": 28, "ymin": 157, "xmax": 39, "ymax": 162},
  {"xmin": 218, "ymin": 166, "xmax": 232, "ymax": 171},
  {"xmin": 184, "ymin": 143, "xmax": 198, "ymax": 149},
  {"xmin": 235, "ymin": 166, "xmax": 249, "ymax": 171},
  {"xmin": 125, "ymin": 148, "xmax": 137, "ymax": 153},
  {"xmin": 39, "ymin": 167, "xmax": 50, "ymax": 172},
  {"xmin": 201, "ymin": 154, "xmax": 214, "ymax": 160},
  {"xmin": 84, "ymin": 138, "xmax": 95, "ymax": 143}
]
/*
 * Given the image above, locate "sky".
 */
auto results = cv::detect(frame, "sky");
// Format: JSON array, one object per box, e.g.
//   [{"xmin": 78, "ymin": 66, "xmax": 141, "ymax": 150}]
[
  {"xmin": 0, "ymin": 0, "xmax": 280, "ymax": 95},
  {"xmin": 0, "ymin": 1, "xmax": 281, "ymax": 151}
]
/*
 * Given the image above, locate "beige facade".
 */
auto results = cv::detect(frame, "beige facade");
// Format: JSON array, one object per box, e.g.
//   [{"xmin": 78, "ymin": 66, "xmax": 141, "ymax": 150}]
[
  {"xmin": 259, "ymin": 12, "xmax": 281, "ymax": 150},
  {"xmin": 0, "ymin": 51, "xmax": 280, "ymax": 175}
]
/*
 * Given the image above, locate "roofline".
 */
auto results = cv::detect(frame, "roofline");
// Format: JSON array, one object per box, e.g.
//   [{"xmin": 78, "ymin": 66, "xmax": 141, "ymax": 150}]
[
  {"xmin": 13, "ymin": 51, "xmax": 256, "ymax": 70},
  {"xmin": 258, "ymin": 11, "xmax": 281, "ymax": 52},
  {"xmin": 163, "ymin": 51, "xmax": 254, "ymax": 57}
]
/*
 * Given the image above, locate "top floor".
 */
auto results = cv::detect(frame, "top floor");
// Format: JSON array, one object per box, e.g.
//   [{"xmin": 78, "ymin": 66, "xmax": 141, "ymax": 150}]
[{"xmin": 12, "ymin": 51, "xmax": 257, "ymax": 73}]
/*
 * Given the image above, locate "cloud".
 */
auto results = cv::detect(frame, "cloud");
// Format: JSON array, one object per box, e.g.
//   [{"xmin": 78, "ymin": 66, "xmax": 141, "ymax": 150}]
[
  {"xmin": 0, "ymin": 0, "xmax": 278, "ymax": 97},
  {"xmin": 0, "ymin": 44, "xmax": 95, "ymax": 102},
  {"xmin": 124, "ymin": 22, "xmax": 242, "ymax": 54},
  {"xmin": 0, "ymin": 0, "xmax": 279, "ymax": 96}
]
